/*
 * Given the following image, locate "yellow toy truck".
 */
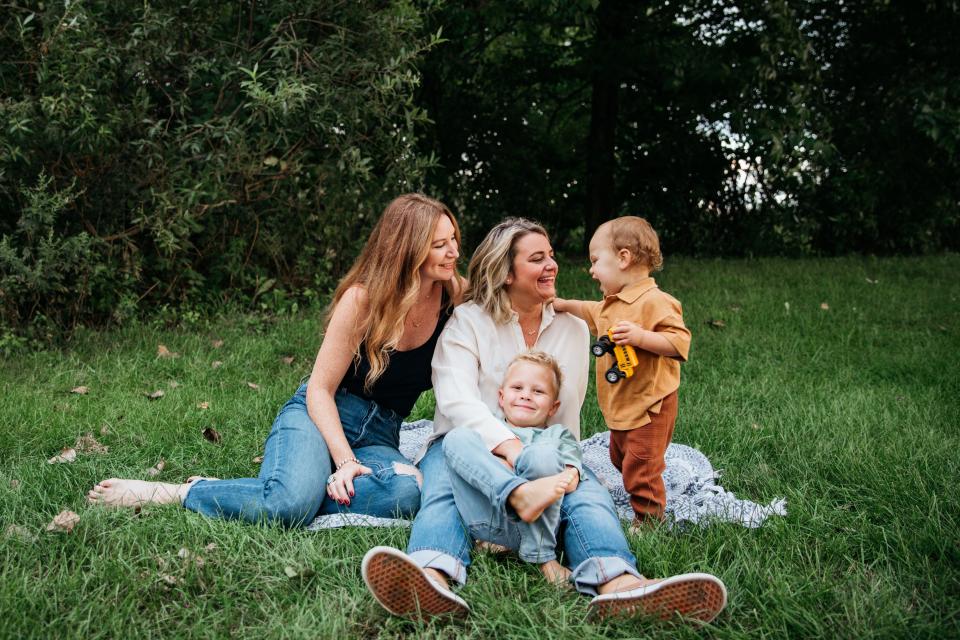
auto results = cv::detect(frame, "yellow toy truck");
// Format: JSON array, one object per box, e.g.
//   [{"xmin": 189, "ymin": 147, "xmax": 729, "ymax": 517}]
[{"xmin": 591, "ymin": 329, "xmax": 639, "ymax": 384}]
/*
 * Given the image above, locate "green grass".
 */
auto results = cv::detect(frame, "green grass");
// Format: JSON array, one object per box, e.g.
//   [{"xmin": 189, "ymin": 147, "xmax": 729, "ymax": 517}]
[{"xmin": 2, "ymin": 255, "xmax": 959, "ymax": 639}]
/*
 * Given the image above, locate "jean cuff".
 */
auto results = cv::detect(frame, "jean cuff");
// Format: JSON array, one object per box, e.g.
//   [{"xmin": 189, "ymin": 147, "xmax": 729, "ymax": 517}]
[
  {"xmin": 495, "ymin": 477, "xmax": 527, "ymax": 513},
  {"xmin": 409, "ymin": 549, "xmax": 468, "ymax": 587},
  {"xmin": 569, "ymin": 556, "xmax": 642, "ymax": 596},
  {"xmin": 181, "ymin": 478, "xmax": 212, "ymax": 510}
]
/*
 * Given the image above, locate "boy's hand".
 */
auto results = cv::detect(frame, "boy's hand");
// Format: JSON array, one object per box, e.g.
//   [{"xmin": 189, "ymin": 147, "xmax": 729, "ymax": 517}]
[
  {"xmin": 492, "ymin": 437, "xmax": 523, "ymax": 467},
  {"xmin": 611, "ymin": 320, "xmax": 645, "ymax": 347},
  {"xmin": 564, "ymin": 467, "xmax": 580, "ymax": 494}
]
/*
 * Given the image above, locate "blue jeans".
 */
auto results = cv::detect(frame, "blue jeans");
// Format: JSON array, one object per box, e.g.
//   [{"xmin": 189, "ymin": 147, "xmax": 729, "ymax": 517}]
[
  {"xmin": 442, "ymin": 428, "xmax": 565, "ymax": 563},
  {"xmin": 182, "ymin": 384, "xmax": 421, "ymax": 526},
  {"xmin": 407, "ymin": 436, "xmax": 642, "ymax": 595}
]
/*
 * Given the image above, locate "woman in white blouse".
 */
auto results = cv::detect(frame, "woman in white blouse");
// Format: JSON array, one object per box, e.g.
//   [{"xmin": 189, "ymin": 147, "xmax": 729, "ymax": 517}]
[{"xmin": 361, "ymin": 218, "xmax": 727, "ymax": 624}]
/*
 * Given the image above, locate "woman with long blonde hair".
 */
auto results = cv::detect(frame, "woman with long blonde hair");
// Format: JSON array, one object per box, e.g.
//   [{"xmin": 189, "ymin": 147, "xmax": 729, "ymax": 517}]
[{"xmin": 88, "ymin": 193, "xmax": 464, "ymax": 525}]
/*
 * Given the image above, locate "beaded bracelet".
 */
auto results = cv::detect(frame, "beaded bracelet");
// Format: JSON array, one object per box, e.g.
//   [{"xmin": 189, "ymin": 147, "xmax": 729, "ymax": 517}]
[{"xmin": 335, "ymin": 457, "xmax": 361, "ymax": 471}]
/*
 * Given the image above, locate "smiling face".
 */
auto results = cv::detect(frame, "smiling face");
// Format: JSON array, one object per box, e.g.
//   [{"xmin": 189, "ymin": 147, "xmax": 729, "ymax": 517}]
[
  {"xmin": 498, "ymin": 360, "xmax": 560, "ymax": 428},
  {"xmin": 588, "ymin": 226, "xmax": 627, "ymax": 297},
  {"xmin": 505, "ymin": 232, "xmax": 557, "ymax": 305},
  {"xmin": 419, "ymin": 214, "xmax": 460, "ymax": 284}
]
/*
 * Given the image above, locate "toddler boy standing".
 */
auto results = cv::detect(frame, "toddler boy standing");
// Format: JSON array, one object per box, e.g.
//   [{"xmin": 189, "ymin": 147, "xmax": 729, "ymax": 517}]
[{"xmin": 554, "ymin": 216, "xmax": 690, "ymax": 525}]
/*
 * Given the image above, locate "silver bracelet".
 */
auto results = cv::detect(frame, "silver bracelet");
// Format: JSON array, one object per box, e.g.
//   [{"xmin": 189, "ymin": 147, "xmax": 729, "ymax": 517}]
[{"xmin": 335, "ymin": 457, "xmax": 361, "ymax": 471}]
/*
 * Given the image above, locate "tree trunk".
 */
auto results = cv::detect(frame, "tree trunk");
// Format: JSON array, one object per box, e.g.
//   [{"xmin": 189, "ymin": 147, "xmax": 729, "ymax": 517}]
[{"xmin": 584, "ymin": 0, "xmax": 624, "ymax": 250}]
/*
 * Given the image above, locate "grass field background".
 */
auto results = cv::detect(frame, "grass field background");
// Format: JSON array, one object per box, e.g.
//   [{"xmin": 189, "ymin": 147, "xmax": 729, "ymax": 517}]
[{"xmin": 1, "ymin": 255, "xmax": 958, "ymax": 639}]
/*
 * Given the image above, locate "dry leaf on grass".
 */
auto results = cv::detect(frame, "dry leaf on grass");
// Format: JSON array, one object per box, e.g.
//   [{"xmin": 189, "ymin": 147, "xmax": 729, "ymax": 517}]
[
  {"xmin": 178, "ymin": 547, "xmax": 206, "ymax": 567},
  {"xmin": 75, "ymin": 432, "xmax": 108, "ymax": 455},
  {"xmin": 211, "ymin": 339, "xmax": 224, "ymax": 349},
  {"xmin": 168, "ymin": 380, "xmax": 180, "ymax": 389},
  {"xmin": 146, "ymin": 459, "xmax": 166, "ymax": 477},
  {"xmin": 157, "ymin": 344, "xmax": 179, "ymax": 358},
  {"xmin": 820, "ymin": 302, "xmax": 830, "ymax": 310},
  {"xmin": 145, "ymin": 389, "xmax": 165, "ymax": 400},
  {"xmin": 204, "ymin": 543, "xmax": 217, "ymax": 552},
  {"xmin": 10, "ymin": 479, "xmax": 20, "ymax": 489},
  {"xmin": 99, "ymin": 424, "xmax": 110, "ymax": 436},
  {"xmin": 253, "ymin": 455, "xmax": 264, "ymax": 464},
  {"xmin": 71, "ymin": 386, "xmax": 89, "ymax": 395},
  {"xmin": 197, "ymin": 401, "xmax": 210, "ymax": 410},
  {"xmin": 47, "ymin": 448, "xmax": 77, "ymax": 464},
  {"xmin": 246, "ymin": 382, "xmax": 260, "ymax": 391},
  {"xmin": 706, "ymin": 319, "xmax": 726, "ymax": 329},
  {"xmin": 865, "ymin": 277, "xmax": 878, "ymax": 284},
  {"xmin": 281, "ymin": 356, "xmax": 295, "ymax": 366},
  {"xmin": 211, "ymin": 361, "xmax": 223, "ymax": 369},
  {"xmin": 5, "ymin": 524, "xmax": 35, "ymax": 542},
  {"xmin": 160, "ymin": 574, "xmax": 179, "ymax": 587},
  {"xmin": 284, "ymin": 565, "xmax": 316, "ymax": 579},
  {"xmin": 202, "ymin": 427, "xmax": 222, "ymax": 444},
  {"xmin": 46, "ymin": 510, "xmax": 80, "ymax": 533}
]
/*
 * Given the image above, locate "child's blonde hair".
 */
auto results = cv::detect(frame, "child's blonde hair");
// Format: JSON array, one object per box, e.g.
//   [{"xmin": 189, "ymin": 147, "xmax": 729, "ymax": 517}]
[
  {"xmin": 600, "ymin": 216, "xmax": 663, "ymax": 271},
  {"xmin": 504, "ymin": 350, "xmax": 563, "ymax": 397}
]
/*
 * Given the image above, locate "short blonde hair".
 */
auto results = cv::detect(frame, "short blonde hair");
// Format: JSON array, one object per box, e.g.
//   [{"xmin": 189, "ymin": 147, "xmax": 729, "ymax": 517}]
[
  {"xmin": 464, "ymin": 217, "xmax": 548, "ymax": 324},
  {"xmin": 503, "ymin": 350, "xmax": 563, "ymax": 397},
  {"xmin": 599, "ymin": 216, "xmax": 663, "ymax": 271}
]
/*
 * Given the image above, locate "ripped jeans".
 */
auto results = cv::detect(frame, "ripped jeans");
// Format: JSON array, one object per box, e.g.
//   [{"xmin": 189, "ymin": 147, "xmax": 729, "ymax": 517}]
[{"xmin": 182, "ymin": 384, "xmax": 421, "ymax": 526}]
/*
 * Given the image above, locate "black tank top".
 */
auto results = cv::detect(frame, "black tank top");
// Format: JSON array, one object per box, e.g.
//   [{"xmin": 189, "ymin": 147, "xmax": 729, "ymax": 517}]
[{"xmin": 339, "ymin": 291, "xmax": 452, "ymax": 417}]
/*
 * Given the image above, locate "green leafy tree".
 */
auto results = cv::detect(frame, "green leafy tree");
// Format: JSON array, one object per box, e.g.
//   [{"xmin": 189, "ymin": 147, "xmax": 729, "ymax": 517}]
[{"xmin": 0, "ymin": 1, "xmax": 439, "ymax": 329}]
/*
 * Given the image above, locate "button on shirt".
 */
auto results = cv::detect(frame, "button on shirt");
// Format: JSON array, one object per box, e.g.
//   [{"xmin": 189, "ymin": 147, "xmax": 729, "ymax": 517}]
[
  {"xmin": 582, "ymin": 278, "xmax": 691, "ymax": 430},
  {"xmin": 424, "ymin": 301, "xmax": 590, "ymax": 462}
]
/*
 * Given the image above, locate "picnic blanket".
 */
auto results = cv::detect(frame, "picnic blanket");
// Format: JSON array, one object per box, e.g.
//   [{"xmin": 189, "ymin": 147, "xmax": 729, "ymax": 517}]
[{"xmin": 307, "ymin": 420, "xmax": 786, "ymax": 531}]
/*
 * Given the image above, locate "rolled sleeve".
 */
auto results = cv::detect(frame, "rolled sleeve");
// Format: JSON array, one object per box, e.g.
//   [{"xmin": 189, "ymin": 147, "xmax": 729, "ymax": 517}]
[{"xmin": 654, "ymin": 300, "xmax": 691, "ymax": 361}]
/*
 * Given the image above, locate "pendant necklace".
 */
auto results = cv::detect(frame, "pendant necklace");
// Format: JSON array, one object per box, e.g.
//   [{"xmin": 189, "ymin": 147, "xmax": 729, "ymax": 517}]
[{"xmin": 410, "ymin": 286, "xmax": 437, "ymax": 328}]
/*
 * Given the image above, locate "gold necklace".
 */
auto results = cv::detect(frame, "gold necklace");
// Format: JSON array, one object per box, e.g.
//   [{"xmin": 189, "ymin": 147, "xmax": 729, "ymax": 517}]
[
  {"xmin": 410, "ymin": 286, "xmax": 438, "ymax": 328},
  {"xmin": 520, "ymin": 315, "xmax": 540, "ymax": 336}
]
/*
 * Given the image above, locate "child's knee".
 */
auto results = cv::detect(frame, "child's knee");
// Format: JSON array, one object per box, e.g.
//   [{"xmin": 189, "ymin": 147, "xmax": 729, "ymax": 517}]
[{"xmin": 516, "ymin": 445, "xmax": 565, "ymax": 479}]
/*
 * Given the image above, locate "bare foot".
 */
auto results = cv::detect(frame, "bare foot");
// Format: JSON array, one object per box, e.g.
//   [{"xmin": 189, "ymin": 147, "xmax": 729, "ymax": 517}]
[
  {"xmin": 508, "ymin": 472, "xmax": 570, "ymax": 523},
  {"xmin": 87, "ymin": 478, "xmax": 192, "ymax": 508},
  {"xmin": 187, "ymin": 475, "xmax": 219, "ymax": 483},
  {"xmin": 423, "ymin": 567, "xmax": 449, "ymax": 590},
  {"xmin": 539, "ymin": 560, "xmax": 572, "ymax": 587},
  {"xmin": 597, "ymin": 573, "xmax": 659, "ymax": 595},
  {"xmin": 475, "ymin": 540, "xmax": 511, "ymax": 555}
]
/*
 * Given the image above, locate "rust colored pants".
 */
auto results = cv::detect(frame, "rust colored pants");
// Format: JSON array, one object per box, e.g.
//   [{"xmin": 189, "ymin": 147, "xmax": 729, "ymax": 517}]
[{"xmin": 608, "ymin": 391, "xmax": 677, "ymax": 521}]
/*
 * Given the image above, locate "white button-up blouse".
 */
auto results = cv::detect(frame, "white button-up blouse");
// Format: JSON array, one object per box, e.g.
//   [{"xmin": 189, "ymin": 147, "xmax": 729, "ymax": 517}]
[{"xmin": 420, "ymin": 300, "xmax": 590, "ymax": 462}]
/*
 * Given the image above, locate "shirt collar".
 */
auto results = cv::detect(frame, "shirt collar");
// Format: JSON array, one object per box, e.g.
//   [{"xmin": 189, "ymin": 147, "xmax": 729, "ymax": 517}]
[
  {"xmin": 509, "ymin": 301, "xmax": 557, "ymax": 329},
  {"xmin": 609, "ymin": 277, "xmax": 657, "ymax": 304}
]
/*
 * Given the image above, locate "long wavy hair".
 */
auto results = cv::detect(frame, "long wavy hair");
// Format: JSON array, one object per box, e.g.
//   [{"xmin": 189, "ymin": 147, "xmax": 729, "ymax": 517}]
[
  {"xmin": 463, "ymin": 217, "xmax": 547, "ymax": 325},
  {"xmin": 329, "ymin": 193, "xmax": 461, "ymax": 391}
]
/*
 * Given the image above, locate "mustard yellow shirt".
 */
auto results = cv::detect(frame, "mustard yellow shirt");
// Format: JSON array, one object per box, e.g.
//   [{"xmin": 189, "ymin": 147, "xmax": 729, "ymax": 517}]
[{"xmin": 582, "ymin": 278, "xmax": 691, "ymax": 430}]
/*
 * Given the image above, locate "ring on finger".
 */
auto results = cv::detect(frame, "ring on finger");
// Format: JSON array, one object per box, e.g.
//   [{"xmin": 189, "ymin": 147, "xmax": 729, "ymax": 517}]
[{"xmin": 326, "ymin": 474, "xmax": 337, "ymax": 485}]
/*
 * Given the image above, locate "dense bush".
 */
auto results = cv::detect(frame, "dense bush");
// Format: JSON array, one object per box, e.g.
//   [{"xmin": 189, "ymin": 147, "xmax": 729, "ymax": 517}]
[{"xmin": 0, "ymin": 1, "xmax": 438, "ymax": 331}]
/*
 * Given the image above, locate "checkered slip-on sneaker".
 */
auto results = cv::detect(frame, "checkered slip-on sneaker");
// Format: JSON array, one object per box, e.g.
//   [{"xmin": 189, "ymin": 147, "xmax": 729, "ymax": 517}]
[
  {"xmin": 361, "ymin": 546, "xmax": 469, "ymax": 621},
  {"xmin": 587, "ymin": 573, "xmax": 727, "ymax": 623}
]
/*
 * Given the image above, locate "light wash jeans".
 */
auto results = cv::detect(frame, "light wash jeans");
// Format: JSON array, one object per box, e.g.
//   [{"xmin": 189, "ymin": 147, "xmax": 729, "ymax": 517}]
[
  {"xmin": 182, "ymin": 384, "xmax": 421, "ymax": 526},
  {"xmin": 407, "ymin": 436, "xmax": 642, "ymax": 595},
  {"xmin": 442, "ymin": 428, "xmax": 566, "ymax": 564}
]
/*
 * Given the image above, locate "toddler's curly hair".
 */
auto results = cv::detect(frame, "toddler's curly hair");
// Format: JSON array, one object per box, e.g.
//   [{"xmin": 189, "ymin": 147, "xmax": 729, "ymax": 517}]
[{"xmin": 603, "ymin": 216, "xmax": 663, "ymax": 271}]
